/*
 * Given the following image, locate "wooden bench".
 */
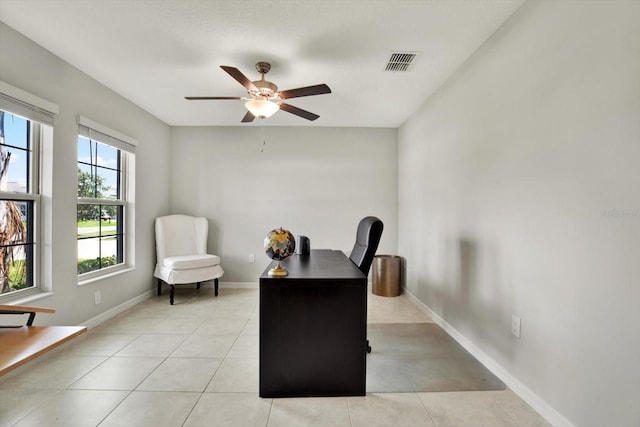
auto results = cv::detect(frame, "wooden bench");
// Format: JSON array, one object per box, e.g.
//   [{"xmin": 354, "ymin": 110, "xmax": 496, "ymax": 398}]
[{"xmin": 0, "ymin": 305, "xmax": 87, "ymax": 376}]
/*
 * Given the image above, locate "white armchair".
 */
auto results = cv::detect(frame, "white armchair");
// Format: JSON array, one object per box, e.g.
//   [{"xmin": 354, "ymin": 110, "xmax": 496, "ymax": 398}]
[{"xmin": 154, "ymin": 214, "xmax": 224, "ymax": 305}]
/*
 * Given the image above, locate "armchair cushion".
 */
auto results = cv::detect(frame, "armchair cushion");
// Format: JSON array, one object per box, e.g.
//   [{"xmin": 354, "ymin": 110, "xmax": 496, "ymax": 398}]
[{"xmin": 163, "ymin": 254, "xmax": 221, "ymax": 270}]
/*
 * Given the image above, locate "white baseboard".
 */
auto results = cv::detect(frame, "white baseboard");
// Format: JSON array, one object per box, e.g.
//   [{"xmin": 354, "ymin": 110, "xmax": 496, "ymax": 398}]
[
  {"xmin": 403, "ymin": 288, "xmax": 574, "ymax": 427},
  {"xmin": 82, "ymin": 290, "xmax": 153, "ymax": 329}
]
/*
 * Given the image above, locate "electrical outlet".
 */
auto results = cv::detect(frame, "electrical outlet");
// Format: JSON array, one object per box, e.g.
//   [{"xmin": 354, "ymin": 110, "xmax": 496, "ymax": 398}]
[
  {"xmin": 94, "ymin": 291, "xmax": 102, "ymax": 305},
  {"xmin": 249, "ymin": 254, "xmax": 255, "ymax": 263},
  {"xmin": 511, "ymin": 315, "xmax": 521, "ymax": 338}
]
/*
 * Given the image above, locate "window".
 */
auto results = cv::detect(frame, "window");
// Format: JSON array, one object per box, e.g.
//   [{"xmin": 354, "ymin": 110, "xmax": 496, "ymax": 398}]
[
  {"xmin": 0, "ymin": 111, "xmax": 37, "ymax": 296},
  {"xmin": 77, "ymin": 116, "xmax": 135, "ymax": 280},
  {"xmin": 0, "ymin": 81, "xmax": 57, "ymax": 299}
]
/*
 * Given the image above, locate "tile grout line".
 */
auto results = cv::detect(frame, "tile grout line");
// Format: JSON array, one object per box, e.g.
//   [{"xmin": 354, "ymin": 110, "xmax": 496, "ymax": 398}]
[
  {"xmin": 95, "ymin": 389, "xmax": 134, "ymax": 427},
  {"xmin": 180, "ymin": 390, "xmax": 206, "ymax": 427},
  {"xmin": 265, "ymin": 397, "xmax": 274, "ymax": 427},
  {"xmin": 416, "ymin": 393, "xmax": 438, "ymax": 427}
]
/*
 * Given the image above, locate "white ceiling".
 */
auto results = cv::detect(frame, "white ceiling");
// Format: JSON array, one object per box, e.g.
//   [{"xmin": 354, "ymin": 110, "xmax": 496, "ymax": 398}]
[{"xmin": 0, "ymin": 0, "xmax": 524, "ymax": 127}]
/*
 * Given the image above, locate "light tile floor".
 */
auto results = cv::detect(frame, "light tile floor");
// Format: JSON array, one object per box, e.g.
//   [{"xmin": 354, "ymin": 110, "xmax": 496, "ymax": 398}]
[{"xmin": 0, "ymin": 288, "xmax": 551, "ymax": 427}]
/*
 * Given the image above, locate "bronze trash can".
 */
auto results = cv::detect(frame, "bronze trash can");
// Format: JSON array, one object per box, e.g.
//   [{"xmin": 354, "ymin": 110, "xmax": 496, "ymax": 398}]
[{"xmin": 372, "ymin": 255, "xmax": 401, "ymax": 297}]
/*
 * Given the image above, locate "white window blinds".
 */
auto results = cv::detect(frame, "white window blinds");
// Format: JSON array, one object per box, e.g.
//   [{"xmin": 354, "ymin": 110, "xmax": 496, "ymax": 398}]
[
  {"xmin": 77, "ymin": 115, "xmax": 137, "ymax": 153},
  {"xmin": 0, "ymin": 81, "xmax": 59, "ymax": 125}
]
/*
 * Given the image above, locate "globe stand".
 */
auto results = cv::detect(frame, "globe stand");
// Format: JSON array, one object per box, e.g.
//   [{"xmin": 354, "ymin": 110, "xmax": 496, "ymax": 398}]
[{"xmin": 268, "ymin": 261, "xmax": 288, "ymax": 277}]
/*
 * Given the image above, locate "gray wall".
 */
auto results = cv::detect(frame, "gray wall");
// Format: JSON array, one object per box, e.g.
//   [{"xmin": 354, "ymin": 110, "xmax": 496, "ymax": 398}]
[
  {"xmin": 0, "ymin": 22, "xmax": 171, "ymax": 325},
  {"xmin": 170, "ymin": 126, "xmax": 398, "ymax": 282},
  {"xmin": 398, "ymin": 2, "xmax": 640, "ymax": 426},
  {"xmin": 4, "ymin": 1, "xmax": 639, "ymax": 424}
]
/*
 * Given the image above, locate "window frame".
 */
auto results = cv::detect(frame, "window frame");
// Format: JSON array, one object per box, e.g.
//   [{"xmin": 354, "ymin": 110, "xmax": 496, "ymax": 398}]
[
  {"xmin": 0, "ymin": 81, "xmax": 58, "ymax": 302},
  {"xmin": 0, "ymin": 114, "xmax": 42, "ymax": 300},
  {"xmin": 76, "ymin": 116, "xmax": 136, "ymax": 284}
]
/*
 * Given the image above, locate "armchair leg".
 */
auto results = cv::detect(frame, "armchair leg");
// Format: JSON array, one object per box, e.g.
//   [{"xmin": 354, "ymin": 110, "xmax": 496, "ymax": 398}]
[
  {"xmin": 170, "ymin": 285, "xmax": 175, "ymax": 305},
  {"xmin": 197, "ymin": 282, "xmax": 201, "ymax": 290},
  {"xmin": 214, "ymin": 278, "xmax": 219, "ymax": 297},
  {"xmin": 157, "ymin": 279, "xmax": 162, "ymax": 296}
]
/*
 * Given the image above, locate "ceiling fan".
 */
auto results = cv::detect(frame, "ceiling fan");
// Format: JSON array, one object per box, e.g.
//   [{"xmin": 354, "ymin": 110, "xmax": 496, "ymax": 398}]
[{"xmin": 185, "ymin": 61, "xmax": 331, "ymax": 122}]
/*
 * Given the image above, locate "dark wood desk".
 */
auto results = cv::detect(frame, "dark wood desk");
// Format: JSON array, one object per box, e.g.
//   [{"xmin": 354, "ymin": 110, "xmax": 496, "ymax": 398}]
[{"xmin": 259, "ymin": 249, "xmax": 368, "ymax": 398}]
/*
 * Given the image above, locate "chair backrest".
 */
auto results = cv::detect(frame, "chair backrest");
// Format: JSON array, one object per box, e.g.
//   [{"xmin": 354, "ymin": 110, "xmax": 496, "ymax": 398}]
[
  {"xmin": 155, "ymin": 214, "xmax": 208, "ymax": 261},
  {"xmin": 349, "ymin": 216, "xmax": 384, "ymax": 276}
]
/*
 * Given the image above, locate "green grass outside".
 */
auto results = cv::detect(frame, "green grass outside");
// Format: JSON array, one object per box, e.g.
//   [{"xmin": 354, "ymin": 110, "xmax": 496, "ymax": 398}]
[
  {"xmin": 78, "ymin": 220, "xmax": 116, "ymax": 228},
  {"xmin": 8, "ymin": 260, "xmax": 27, "ymax": 291},
  {"xmin": 77, "ymin": 220, "xmax": 118, "ymax": 238},
  {"xmin": 77, "ymin": 256, "xmax": 118, "ymax": 274}
]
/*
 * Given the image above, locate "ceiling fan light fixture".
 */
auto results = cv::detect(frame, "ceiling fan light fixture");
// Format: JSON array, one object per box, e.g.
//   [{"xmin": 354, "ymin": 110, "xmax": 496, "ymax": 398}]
[{"xmin": 245, "ymin": 99, "xmax": 279, "ymax": 119}]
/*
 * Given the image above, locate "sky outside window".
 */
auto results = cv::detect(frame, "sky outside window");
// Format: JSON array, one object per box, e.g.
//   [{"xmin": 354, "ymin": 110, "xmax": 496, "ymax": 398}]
[
  {"xmin": 2, "ymin": 112, "xmax": 29, "ymax": 192},
  {"xmin": 77, "ymin": 136, "xmax": 119, "ymax": 199}
]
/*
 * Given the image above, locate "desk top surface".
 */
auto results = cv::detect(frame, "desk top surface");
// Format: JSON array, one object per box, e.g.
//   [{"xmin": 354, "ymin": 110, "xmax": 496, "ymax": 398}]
[{"xmin": 260, "ymin": 249, "xmax": 365, "ymax": 281}]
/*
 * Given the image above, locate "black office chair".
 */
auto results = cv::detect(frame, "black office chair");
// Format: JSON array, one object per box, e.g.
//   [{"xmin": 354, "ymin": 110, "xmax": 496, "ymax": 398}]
[
  {"xmin": 349, "ymin": 216, "xmax": 384, "ymax": 276},
  {"xmin": 349, "ymin": 216, "xmax": 383, "ymax": 354}
]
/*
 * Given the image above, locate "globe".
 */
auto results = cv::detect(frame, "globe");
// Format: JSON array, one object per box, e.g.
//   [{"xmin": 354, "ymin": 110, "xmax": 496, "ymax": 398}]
[
  {"xmin": 264, "ymin": 227, "xmax": 295, "ymax": 276},
  {"xmin": 264, "ymin": 227, "xmax": 296, "ymax": 261}
]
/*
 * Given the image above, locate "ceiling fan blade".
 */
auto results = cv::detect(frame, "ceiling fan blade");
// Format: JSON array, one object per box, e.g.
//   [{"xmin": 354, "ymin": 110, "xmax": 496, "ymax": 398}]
[
  {"xmin": 185, "ymin": 96, "xmax": 242, "ymax": 100},
  {"xmin": 279, "ymin": 103, "xmax": 319, "ymax": 121},
  {"xmin": 241, "ymin": 111, "xmax": 255, "ymax": 123},
  {"xmin": 220, "ymin": 66, "xmax": 258, "ymax": 92},
  {"xmin": 279, "ymin": 84, "xmax": 331, "ymax": 99}
]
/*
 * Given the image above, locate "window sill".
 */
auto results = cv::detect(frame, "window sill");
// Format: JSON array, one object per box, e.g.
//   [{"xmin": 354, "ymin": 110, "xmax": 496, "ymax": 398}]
[
  {"xmin": 0, "ymin": 291, "xmax": 55, "ymax": 306},
  {"xmin": 78, "ymin": 266, "xmax": 135, "ymax": 287}
]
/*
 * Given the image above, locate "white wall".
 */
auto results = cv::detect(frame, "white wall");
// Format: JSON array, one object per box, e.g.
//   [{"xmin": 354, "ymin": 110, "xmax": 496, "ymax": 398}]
[
  {"xmin": 398, "ymin": 1, "xmax": 640, "ymax": 426},
  {"xmin": 170, "ymin": 126, "xmax": 397, "ymax": 283},
  {"xmin": 0, "ymin": 22, "xmax": 171, "ymax": 325}
]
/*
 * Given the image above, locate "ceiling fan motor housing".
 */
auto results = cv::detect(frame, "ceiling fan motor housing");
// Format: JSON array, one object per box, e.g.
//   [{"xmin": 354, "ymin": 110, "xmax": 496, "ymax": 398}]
[
  {"xmin": 252, "ymin": 79, "xmax": 278, "ymax": 99},
  {"xmin": 251, "ymin": 62, "xmax": 278, "ymax": 99}
]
